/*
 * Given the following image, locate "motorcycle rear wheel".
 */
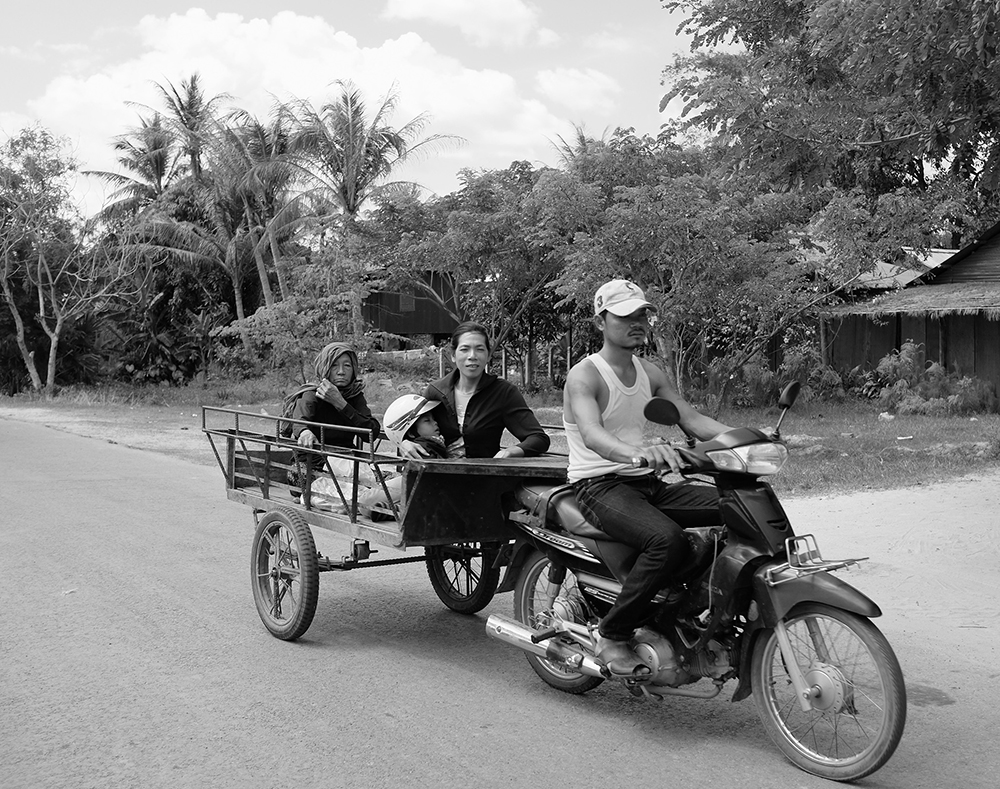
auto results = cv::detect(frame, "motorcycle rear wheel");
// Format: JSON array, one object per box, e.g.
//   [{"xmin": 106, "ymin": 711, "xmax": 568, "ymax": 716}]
[
  {"xmin": 751, "ymin": 603, "xmax": 906, "ymax": 782},
  {"xmin": 514, "ymin": 550, "xmax": 604, "ymax": 694}
]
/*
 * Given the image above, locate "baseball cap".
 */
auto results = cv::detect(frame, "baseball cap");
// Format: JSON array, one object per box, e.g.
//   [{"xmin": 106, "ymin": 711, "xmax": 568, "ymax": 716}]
[{"xmin": 593, "ymin": 279, "xmax": 655, "ymax": 317}]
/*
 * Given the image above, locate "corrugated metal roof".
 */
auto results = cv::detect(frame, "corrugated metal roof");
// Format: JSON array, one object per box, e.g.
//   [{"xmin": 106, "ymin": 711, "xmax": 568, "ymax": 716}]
[{"xmin": 853, "ymin": 247, "xmax": 953, "ymax": 289}]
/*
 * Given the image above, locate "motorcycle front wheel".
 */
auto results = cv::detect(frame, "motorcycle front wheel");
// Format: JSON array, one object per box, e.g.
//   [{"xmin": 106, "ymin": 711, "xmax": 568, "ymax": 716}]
[
  {"xmin": 751, "ymin": 603, "xmax": 906, "ymax": 782},
  {"xmin": 513, "ymin": 550, "xmax": 604, "ymax": 694}
]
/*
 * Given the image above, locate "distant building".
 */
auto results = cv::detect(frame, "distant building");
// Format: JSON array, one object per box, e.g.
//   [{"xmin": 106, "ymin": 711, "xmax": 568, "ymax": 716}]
[
  {"xmin": 823, "ymin": 233, "xmax": 1000, "ymax": 391},
  {"xmin": 362, "ymin": 272, "xmax": 459, "ymax": 345}
]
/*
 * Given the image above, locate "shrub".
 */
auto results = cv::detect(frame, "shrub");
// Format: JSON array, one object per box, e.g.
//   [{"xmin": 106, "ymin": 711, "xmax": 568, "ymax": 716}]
[
  {"xmin": 875, "ymin": 340, "xmax": 923, "ymax": 388},
  {"xmin": 860, "ymin": 341, "xmax": 999, "ymax": 414},
  {"xmin": 948, "ymin": 376, "xmax": 999, "ymax": 413}
]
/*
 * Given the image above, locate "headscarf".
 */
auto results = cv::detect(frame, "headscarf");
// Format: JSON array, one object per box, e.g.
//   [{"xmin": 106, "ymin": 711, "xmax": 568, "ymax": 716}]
[{"xmin": 313, "ymin": 342, "xmax": 365, "ymax": 399}]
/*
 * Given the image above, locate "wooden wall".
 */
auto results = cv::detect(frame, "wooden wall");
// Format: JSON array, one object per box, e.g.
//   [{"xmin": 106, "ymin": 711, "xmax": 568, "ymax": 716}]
[{"xmin": 827, "ymin": 313, "xmax": 1000, "ymax": 393}]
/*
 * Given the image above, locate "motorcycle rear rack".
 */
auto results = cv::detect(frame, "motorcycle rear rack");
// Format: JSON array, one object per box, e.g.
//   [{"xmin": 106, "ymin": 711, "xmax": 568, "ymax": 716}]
[{"xmin": 764, "ymin": 534, "xmax": 867, "ymax": 586}]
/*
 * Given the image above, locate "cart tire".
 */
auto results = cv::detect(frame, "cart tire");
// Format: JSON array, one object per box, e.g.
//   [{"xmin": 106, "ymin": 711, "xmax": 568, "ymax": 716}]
[
  {"xmin": 251, "ymin": 509, "xmax": 319, "ymax": 641},
  {"xmin": 425, "ymin": 542, "xmax": 502, "ymax": 614}
]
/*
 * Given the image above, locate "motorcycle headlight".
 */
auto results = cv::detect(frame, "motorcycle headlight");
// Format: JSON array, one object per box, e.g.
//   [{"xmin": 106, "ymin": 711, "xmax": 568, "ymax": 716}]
[{"xmin": 706, "ymin": 443, "xmax": 788, "ymax": 475}]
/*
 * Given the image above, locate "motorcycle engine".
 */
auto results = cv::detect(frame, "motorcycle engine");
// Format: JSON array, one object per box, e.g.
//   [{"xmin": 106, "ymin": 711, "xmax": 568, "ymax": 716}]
[
  {"xmin": 690, "ymin": 640, "xmax": 735, "ymax": 681},
  {"xmin": 633, "ymin": 631, "xmax": 736, "ymax": 686},
  {"xmin": 632, "ymin": 629, "xmax": 693, "ymax": 687}
]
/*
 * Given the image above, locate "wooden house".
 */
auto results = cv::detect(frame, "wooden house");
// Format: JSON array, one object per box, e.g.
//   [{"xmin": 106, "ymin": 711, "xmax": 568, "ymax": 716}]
[
  {"xmin": 823, "ymin": 228, "xmax": 1000, "ymax": 392},
  {"xmin": 362, "ymin": 272, "xmax": 459, "ymax": 345}
]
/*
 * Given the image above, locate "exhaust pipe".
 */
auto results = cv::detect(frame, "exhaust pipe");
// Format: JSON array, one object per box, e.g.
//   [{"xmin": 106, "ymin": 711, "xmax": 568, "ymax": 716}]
[{"xmin": 485, "ymin": 615, "xmax": 605, "ymax": 678}]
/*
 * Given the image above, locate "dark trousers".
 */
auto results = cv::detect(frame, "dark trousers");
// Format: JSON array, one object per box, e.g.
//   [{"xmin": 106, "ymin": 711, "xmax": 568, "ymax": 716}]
[{"xmin": 574, "ymin": 474, "xmax": 722, "ymax": 641}]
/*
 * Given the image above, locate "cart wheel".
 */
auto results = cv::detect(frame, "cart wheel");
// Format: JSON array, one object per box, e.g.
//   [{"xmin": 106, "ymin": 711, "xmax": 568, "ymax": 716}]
[
  {"xmin": 425, "ymin": 542, "xmax": 502, "ymax": 614},
  {"xmin": 251, "ymin": 510, "xmax": 319, "ymax": 640}
]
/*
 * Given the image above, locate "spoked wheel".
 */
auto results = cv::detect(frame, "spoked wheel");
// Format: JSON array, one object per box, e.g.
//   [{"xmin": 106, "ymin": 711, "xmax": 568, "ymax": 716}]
[
  {"xmin": 251, "ymin": 510, "xmax": 319, "ymax": 641},
  {"xmin": 513, "ymin": 550, "xmax": 604, "ymax": 694},
  {"xmin": 751, "ymin": 603, "xmax": 906, "ymax": 782},
  {"xmin": 425, "ymin": 542, "xmax": 502, "ymax": 614}
]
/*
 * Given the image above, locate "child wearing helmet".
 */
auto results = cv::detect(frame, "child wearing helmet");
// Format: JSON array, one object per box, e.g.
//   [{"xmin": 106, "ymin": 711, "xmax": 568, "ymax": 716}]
[
  {"xmin": 359, "ymin": 395, "xmax": 460, "ymax": 520},
  {"xmin": 383, "ymin": 394, "xmax": 455, "ymax": 458}
]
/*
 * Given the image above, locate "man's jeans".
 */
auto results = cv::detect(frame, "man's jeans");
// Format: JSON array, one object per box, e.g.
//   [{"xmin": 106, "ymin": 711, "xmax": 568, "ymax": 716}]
[{"xmin": 574, "ymin": 473, "xmax": 722, "ymax": 641}]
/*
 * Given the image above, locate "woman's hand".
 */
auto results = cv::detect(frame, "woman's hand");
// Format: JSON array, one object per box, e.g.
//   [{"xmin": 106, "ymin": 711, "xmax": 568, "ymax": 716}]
[
  {"xmin": 399, "ymin": 439, "xmax": 430, "ymax": 459},
  {"xmin": 316, "ymin": 378, "xmax": 348, "ymax": 409},
  {"xmin": 493, "ymin": 446, "xmax": 524, "ymax": 460},
  {"xmin": 298, "ymin": 428, "xmax": 318, "ymax": 448}
]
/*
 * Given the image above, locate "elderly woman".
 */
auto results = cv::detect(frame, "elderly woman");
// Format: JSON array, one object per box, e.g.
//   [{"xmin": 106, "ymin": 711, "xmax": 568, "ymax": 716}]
[
  {"xmin": 291, "ymin": 342, "xmax": 380, "ymax": 454},
  {"xmin": 399, "ymin": 321, "xmax": 549, "ymax": 460}
]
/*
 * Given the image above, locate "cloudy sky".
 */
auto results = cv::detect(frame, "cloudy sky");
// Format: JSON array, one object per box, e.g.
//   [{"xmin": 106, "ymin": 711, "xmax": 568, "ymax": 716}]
[{"xmin": 1, "ymin": 1, "xmax": 696, "ymax": 216}]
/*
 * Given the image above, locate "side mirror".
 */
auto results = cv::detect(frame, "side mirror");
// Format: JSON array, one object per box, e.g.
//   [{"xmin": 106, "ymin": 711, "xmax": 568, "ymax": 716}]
[
  {"xmin": 778, "ymin": 381, "xmax": 801, "ymax": 410},
  {"xmin": 644, "ymin": 397, "xmax": 680, "ymax": 426}
]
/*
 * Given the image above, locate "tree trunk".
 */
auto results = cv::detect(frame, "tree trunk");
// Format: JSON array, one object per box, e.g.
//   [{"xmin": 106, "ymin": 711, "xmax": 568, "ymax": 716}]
[
  {"xmin": 244, "ymin": 201, "xmax": 274, "ymax": 308},
  {"xmin": 1, "ymin": 270, "xmax": 44, "ymax": 391},
  {"xmin": 251, "ymin": 229, "xmax": 275, "ymax": 308},
  {"xmin": 228, "ymin": 263, "xmax": 253, "ymax": 355},
  {"xmin": 525, "ymin": 320, "xmax": 535, "ymax": 388},
  {"xmin": 267, "ymin": 226, "xmax": 292, "ymax": 300},
  {"xmin": 44, "ymin": 322, "xmax": 61, "ymax": 391}
]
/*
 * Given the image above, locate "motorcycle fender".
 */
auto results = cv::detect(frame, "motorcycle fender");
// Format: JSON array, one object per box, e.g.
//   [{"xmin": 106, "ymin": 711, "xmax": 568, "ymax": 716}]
[
  {"xmin": 497, "ymin": 539, "xmax": 535, "ymax": 594},
  {"xmin": 752, "ymin": 568, "xmax": 882, "ymax": 626},
  {"xmin": 731, "ymin": 573, "xmax": 882, "ymax": 702},
  {"xmin": 731, "ymin": 620, "xmax": 767, "ymax": 703}
]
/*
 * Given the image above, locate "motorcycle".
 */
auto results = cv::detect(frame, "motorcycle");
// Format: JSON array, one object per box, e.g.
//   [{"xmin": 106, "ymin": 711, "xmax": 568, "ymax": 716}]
[{"xmin": 486, "ymin": 383, "xmax": 906, "ymax": 782}]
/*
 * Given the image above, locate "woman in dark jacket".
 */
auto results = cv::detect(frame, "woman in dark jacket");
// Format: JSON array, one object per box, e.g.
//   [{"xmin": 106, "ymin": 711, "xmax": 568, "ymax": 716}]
[
  {"xmin": 292, "ymin": 342, "xmax": 380, "ymax": 453},
  {"xmin": 399, "ymin": 322, "xmax": 549, "ymax": 459}
]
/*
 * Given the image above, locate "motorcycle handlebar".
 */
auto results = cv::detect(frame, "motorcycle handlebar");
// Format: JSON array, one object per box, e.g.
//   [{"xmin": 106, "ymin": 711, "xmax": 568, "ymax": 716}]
[{"xmin": 630, "ymin": 447, "xmax": 697, "ymax": 473}]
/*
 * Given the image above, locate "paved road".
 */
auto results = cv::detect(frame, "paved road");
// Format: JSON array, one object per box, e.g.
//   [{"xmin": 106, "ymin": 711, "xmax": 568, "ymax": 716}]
[{"xmin": 1, "ymin": 418, "xmax": 996, "ymax": 788}]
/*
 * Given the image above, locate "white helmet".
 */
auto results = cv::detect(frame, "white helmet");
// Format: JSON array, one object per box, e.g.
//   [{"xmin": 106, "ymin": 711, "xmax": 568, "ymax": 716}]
[{"xmin": 383, "ymin": 395, "xmax": 438, "ymax": 446}]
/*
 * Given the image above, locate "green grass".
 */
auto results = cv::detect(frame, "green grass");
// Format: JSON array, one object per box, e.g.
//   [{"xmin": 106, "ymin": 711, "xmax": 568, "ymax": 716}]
[
  {"xmin": 6, "ymin": 376, "xmax": 999, "ymax": 498},
  {"xmin": 721, "ymin": 400, "xmax": 1000, "ymax": 496}
]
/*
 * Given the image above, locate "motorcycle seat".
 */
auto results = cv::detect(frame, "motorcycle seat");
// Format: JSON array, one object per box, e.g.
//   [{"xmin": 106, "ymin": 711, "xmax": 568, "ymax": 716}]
[{"xmin": 514, "ymin": 483, "xmax": 607, "ymax": 540}]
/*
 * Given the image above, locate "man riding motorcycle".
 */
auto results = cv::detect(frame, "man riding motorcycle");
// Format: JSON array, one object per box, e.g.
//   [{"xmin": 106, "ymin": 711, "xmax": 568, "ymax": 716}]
[{"xmin": 563, "ymin": 279, "xmax": 733, "ymax": 676}]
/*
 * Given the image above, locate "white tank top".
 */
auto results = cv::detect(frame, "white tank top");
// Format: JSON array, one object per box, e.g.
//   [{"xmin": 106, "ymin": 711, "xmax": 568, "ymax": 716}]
[{"xmin": 565, "ymin": 353, "xmax": 653, "ymax": 483}]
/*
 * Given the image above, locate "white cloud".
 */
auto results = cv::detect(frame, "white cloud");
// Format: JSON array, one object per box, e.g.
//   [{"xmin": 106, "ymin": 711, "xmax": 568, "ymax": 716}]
[
  {"xmin": 1, "ymin": 111, "xmax": 35, "ymax": 137},
  {"xmin": 535, "ymin": 67, "xmax": 620, "ymax": 113},
  {"xmin": 18, "ymin": 10, "xmax": 574, "ymax": 213},
  {"xmin": 382, "ymin": 0, "xmax": 558, "ymax": 47},
  {"xmin": 582, "ymin": 31, "xmax": 638, "ymax": 54}
]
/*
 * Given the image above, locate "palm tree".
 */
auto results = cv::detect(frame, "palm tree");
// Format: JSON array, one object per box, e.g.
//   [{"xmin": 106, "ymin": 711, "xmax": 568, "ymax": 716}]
[
  {"xmin": 204, "ymin": 118, "xmax": 277, "ymax": 308},
  {"xmin": 147, "ymin": 73, "xmax": 230, "ymax": 182},
  {"xmin": 225, "ymin": 109, "xmax": 304, "ymax": 301},
  {"xmin": 283, "ymin": 81, "xmax": 460, "ymax": 333},
  {"xmin": 86, "ymin": 113, "xmax": 185, "ymax": 221},
  {"xmin": 286, "ymin": 80, "xmax": 454, "ymax": 219}
]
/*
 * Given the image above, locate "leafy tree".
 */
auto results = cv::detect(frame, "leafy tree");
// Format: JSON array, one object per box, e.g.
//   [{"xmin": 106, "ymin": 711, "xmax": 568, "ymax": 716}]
[
  {"xmin": 374, "ymin": 161, "xmax": 600, "ymax": 385},
  {"xmin": 546, "ymin": 127, "xmax": 850, "ymax": 406},
  {"xmin": 664, "ymin": 1, "xmax": 1000, "ymax": 207},
  {"xmin": 1, "ymin": 126, "xmax": 141, "ymax": 391}
]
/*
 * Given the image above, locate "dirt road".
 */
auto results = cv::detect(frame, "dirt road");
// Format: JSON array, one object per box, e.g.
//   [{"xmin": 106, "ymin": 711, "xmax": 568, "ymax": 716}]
[{"xmin": 1, "ymin": 408, "xmax": 998, "ymax": 788}]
